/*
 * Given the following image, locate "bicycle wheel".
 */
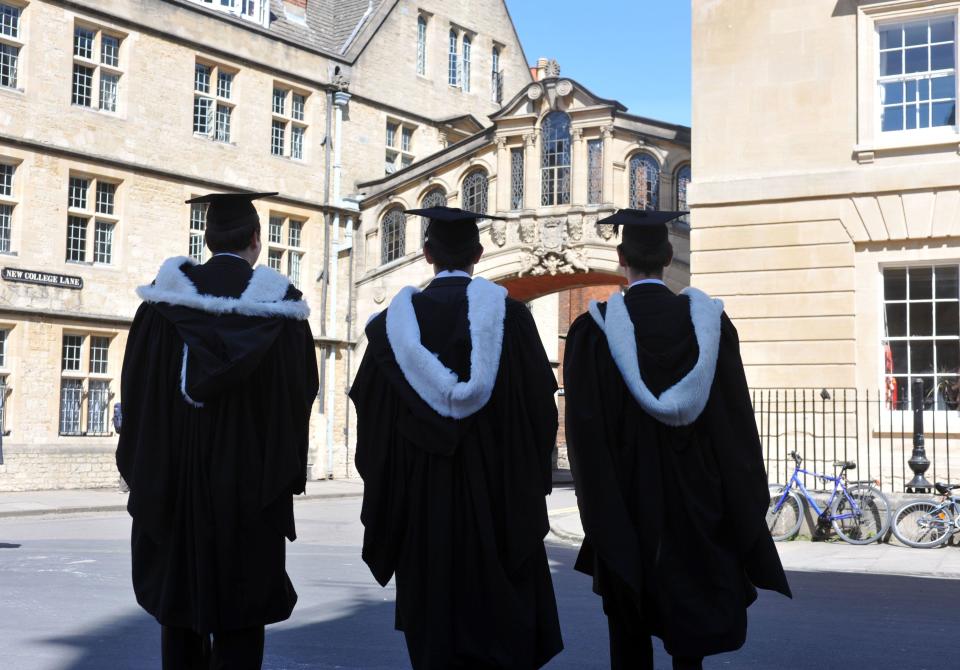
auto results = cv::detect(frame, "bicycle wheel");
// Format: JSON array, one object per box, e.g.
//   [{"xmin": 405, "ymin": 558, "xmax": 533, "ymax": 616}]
[
  {"xmin": 891, "ymin": 500, "xmax": 955, "ymax": 549},
  {"xmin": 766, "ymin": 485, "xmax": 803, "ymax": 541},
  {"xmin": 831, "ymin": 484, "xmax": 891, "ymax": 545}
]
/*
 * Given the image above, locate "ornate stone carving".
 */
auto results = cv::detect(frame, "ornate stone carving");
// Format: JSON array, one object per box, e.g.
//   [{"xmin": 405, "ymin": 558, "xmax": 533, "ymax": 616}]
[
  {"xmin": 545, "ymin": 59, "xmax": 561, "ymax": 78},
  {"xmin": 490, "ymin": 220, "xmax": 507, "ymax": 247},
  {"xmin": 567, "ymin": 216, "xmax": 583, "ymax": 242},
  {"xmin": 526, "ymin": 84, "xmax": 543, "ymax": 101},
  {"xmin": 495, "ymin": 136, "xmax": 508, "ymax": 150},
  {"xmin": 519, "ymin": 219, "xmax": 537, "ymax": 244},
  {"xmin": 571, "ymin": 127, "xmax": 583, "ymax": 142},
  {"xmin": 373, "ymin": 280, "xmax": 386, "ymax": 304},
  {"xmin": 597, "ymin": 221, "xmax": 616, "ymax": 241},
  {"xmin": 523, "ymin": 132, "xmax": 537, "ymax": 148},
  {"xmin": 517, "ymin": 216, "xmax": 590, "ymax": 277},
  {"xmin": 556, "ymin": 79, "xmax": 573, "ymax": 97},
  {"xmin": 600, "ymin": 125, "xmax": 614, "ymax": 140}
]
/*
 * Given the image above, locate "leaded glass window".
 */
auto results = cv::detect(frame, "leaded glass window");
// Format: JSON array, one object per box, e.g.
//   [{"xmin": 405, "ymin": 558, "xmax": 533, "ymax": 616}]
[
  {"xmin": 59, "ymin": 379, "xmax": 83, "ymax": 436},
  {"xmin": 541, "ymin": 112, "xmax": 571, "ymax": 206},
  {"xmin": 417, "ymin": 16, "xmax": 427, "ymax": 76},
  {"xmin": 462, "ymin": 35, "xmax": 471, "ymax": 92},
  {"xmin": 510, "ymin": 148, "xmax": 524, "ymax": 210},
  {"xmin": 676, "ymin": 165, "xmax": 691, "ymax": 223},
  {"xmin": 420, "ymin": 187, "xmax": 447, "ymax": 242},
  {"xmin": 629, "ymin": 153, "xmax": 660, "ymax": 210},
  {"xmin": 879, "ymin": 18, "xmax": 957, "ymax": 132},
  {"xmin": 189, "ymin": 203, "xmax": 206, "ymax": 262},
  {"xmin": 588, "ymin": 139, "xmax": 603, "ymax": 204},
  {"xmin": 87, "ymin": 380, "xmax": 111, "ymax": 435},
  {"xmin": 462, "ymin": 169, "xmax": 488, "ymax": 215},
  {"xmin": 381, "ymin": 208, "xmax": 406, "ymax": 264},
  {"xmin": 448, "ymin": 30, "xmax": 458, "ymax": 87},
  {"xmin": 884, "ymin": 265, "xmax": 960, "ymax": 410},
  {"xmin": 491, "ymin": 47, "xmax": 502, "ymax": 103}
]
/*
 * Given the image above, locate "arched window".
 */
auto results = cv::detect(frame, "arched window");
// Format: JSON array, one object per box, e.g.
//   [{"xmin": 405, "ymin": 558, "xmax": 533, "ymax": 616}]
[
  {"xmin": 629, "ymin": 153, "xmax": 661, "ymax": 210},
  {"xmin": 491, "ymin": 46, "xmax": 502, "ymax": 103},
  {"xmin": 462, "ymin": 169, "xmax": 488, "ymax": 215},
  {"xmin": 462, "ymin": 35, "xmax": 472, "ymax": 92},
  {"xmin": 541, "ymin": 111, "xmax": 571, "ymax": 206},
  {"xmin": 417, "ymin": 16, "xmax": 427, "ymax": 76},
  {"xmin": 675, "ymin": 164, "xmax": 691, "ymax": 213},
  {"xmin": 448, "ymin": 30, "xmax": 458, "ymax": 87},
  {"xmin": 381, "ymin": 207, "xmax": 406, "ymax": 264},
  {"xmin": 420, "ymin": 187, "xmax": 447, "ymax": 242}
]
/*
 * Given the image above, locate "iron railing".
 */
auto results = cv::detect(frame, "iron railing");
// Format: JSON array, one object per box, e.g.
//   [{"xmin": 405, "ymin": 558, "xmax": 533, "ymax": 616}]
[{"xmin": 752, "ymin": 388, "xmax": 956, "ymax": 493}]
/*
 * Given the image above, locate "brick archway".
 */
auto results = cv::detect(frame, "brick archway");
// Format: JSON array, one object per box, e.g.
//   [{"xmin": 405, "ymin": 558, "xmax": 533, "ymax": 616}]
[{"xmin": 496, "ymin": 271, "xmax": 624, "ymax": 302}]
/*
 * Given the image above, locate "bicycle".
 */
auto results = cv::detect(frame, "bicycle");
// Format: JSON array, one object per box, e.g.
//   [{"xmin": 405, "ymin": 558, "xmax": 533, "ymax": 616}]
[
  {"xmin": 766, "ymin": 450, "xmax": 892, "ymax": 544},
  {"xmin": 891, "ymin": 482, "xmax": 960, "ymax": 548}
]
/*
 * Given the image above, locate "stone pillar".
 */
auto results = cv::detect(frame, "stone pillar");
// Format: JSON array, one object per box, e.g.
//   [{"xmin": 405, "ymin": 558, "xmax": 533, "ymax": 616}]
[
  {"xmin": 571, "ymin": 127, "xmax": 586, "ymax": 205},
  {"xmin": 523, "ymin": 131, "xmax": 538, "ymax": 210},
  {"xmin": 601, "ymin": 125, "xmax": 614, "ymax": 205},
  {"xmin": 495, "ymin": 136, "xmax": 510, "ymax": 212}
]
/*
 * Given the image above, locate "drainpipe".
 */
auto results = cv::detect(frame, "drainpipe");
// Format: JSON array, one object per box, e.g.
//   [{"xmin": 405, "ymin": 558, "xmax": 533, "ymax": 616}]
[{"xmin": 324, "ymin": 89, "xmax": 352, "ymax": 479}]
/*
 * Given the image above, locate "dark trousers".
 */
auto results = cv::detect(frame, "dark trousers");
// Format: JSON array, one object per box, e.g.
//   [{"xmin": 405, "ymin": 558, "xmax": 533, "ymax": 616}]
[
  {"xmin": 607, "ymin": 609, "xmax": 703, "ymax": 670},
  {"xmin": 161, "ymin": 625, "xmax": 265, "ymax": 670}
]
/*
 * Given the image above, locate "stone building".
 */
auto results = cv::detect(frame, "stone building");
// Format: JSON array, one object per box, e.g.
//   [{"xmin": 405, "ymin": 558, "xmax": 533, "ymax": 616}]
[
  {"xmin": 0, "ymin": 0, "xmax": 533, "ymax": 490},
  {"xmin": 354, "ymin": 67, "xmax": 691, "ymax": 465},
  {"xmin": 691, "ymin": 0, "xmax": 960, "ymax": 487}
]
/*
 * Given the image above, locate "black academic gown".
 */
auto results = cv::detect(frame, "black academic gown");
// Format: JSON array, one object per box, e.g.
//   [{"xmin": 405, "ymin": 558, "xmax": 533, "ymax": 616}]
[
  {"xmin": 116, "ymin": 255, "xmax": 319, "ymax": 634},
  {"xmin": 349, "ymin": 276, "xmax": 564, "ymax": 670},
  {"xmin": 563, "ymin": 283, "xmax": 790, "ymax": 659}
]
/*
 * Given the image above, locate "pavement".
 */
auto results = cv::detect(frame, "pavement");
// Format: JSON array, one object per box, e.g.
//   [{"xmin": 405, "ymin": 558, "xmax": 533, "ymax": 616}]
[
  {"xmin": 2, "ymin": 494, "xmax": 958, "ymax": 669},
  {"xmin": 2, "ymin": 475, "xmax": 958, "ymax": 581},
  {"xmin": 0, "ymin": 479, "xmax": 365, "ymax": 518}
]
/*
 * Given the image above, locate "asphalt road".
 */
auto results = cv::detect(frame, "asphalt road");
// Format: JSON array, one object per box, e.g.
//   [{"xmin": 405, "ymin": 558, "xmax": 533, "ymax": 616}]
[{"xmin": 0, "ymin": 496, "xmax": 957, "ymax": 670}]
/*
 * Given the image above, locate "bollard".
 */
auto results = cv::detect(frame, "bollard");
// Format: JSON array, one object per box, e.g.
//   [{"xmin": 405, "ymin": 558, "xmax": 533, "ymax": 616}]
[{"xmin": 906, "ymin": 378, "xmax": 932, "ymax": 493}]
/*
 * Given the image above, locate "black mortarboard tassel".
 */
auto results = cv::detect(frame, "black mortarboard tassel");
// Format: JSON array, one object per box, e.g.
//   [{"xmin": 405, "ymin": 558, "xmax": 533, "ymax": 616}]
[
  {"xmin": 404, "ymin": 206, "xmax": 506, "ymax": 253},
  {"xmin": 597, "ymin": 209, "xmax": 687, "ymax": 248},
  {"xmin": 185, "ymin": 192, "xmax": 278, "ymax": 232}
]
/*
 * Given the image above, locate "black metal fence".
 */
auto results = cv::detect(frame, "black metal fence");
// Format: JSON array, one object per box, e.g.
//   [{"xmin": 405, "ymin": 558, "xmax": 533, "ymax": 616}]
[{"xmin": 751, "ymin": 388, "xmax": 956, "ymax": 493}]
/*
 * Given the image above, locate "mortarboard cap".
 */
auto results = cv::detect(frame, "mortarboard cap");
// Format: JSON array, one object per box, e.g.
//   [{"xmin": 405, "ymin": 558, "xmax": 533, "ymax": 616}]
[
  {"xmin": 405, "ymin": 206, "xmax": 506, "ymax": 253},
  {"xmin": 185, "ymin": 192, "xmax": 278, "ymax": 233},
  {"xmin": 597, "ymin": 209, "xmax": 687, "ymax": 248}
]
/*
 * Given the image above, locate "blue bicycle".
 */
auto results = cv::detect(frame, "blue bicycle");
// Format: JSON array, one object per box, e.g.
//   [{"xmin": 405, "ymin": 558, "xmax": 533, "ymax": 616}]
[{"xmin": 766, "ymin": 450, "xmax": 892, "ymax": 544}]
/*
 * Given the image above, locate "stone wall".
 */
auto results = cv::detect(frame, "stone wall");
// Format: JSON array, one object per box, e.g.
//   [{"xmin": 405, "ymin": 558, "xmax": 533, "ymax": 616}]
[{"xmin": 0, "ymin": 445, "xmax": 119, "ymax": 491}]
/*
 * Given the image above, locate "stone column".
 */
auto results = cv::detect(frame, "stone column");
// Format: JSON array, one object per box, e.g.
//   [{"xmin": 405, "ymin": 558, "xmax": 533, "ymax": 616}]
[
  {"xmin": 571, "ymin": 127, "xmax": 586, "ymax": 205},
  {"xmin": 601, "ymin": 125, "xmax": 614, "ymax": 205},
  {"xmin": 523, "ymin": 131, "xmax": 538, "ymax": 210},
  {"xmin": 495, "ymin": 136, "xmax": 510, "ymax": 212}
]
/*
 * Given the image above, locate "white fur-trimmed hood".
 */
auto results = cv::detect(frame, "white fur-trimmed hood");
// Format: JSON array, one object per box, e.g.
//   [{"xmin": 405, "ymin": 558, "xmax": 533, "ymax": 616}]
[
  {"xmin": 137, "ymin": 256, "xmax": 310, "ymax": 320},
  {"xmin": 589, "ymin": 287, "xmax": 724, "ymax": 427},
  {"xmin": 386, "ymin": 277, "xmax": 507, "ymax": 419}
]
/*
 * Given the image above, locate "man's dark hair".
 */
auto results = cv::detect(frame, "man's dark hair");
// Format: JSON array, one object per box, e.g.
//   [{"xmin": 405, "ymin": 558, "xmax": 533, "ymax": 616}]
[
  {"xmin": 424, "ymin": 240, "xmax": 481, "ymax": 272},
  {"xmin": 617, "ymin": 239, "xmax": 673, "ymax": 275},
  {"xmin": 205, "ymin": 221, "xmax": 260, "ymax": 254}
]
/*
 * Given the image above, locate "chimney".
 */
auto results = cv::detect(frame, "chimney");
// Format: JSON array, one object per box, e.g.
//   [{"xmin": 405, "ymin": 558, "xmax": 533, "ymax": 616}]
[{"xmin": 534, "ymin": 57, "xmax": 548, "ymax": 81}]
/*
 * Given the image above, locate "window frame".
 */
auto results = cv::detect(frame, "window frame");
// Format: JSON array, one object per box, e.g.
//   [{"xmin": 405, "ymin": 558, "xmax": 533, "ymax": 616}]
[
  {"xmin": 270, "ymin": 84, "xmax": 308, "ymax": 160},
  {"xmin": 193, "ymin": 59, "xmax": 236, "ymax": 144},
  {"xmin": 385, "ymin": 118, "xmax": 416, "ymax": 174},
  {"xmin": 0, "ymin": 1, "xmax": 24, "ymax": 91},
  {"xmin": 66, "ymin": 173, "xmax": 119, "ymax": 265},
  {"xmin": 58, "ymin": 331, "xmax": 115, "ymax": 437},
  {"xmin": 380, "ymin": 207, "xmax": 407, "ymax": 265},
  {"xmin": 71, "ymin": 22, "xmax": 124, "ymax": 114},
  {"xmin": 266, "ymin": 213, "xmax": 306, "ymax": 289},
  {"xmin": 462, "ymin": 169, "xmax": 489, "ymax": 215},
  {"xmin": 417, "ymin": 14, "xmax": 427, "ymax": 77},
  {"xmin": 0, "ymin": 159, "xmax": 18, "ymax": 254},
  {"xmin": 540, "ymin": 112, "xmax": 572, "ymax": 207},
  {"xmin": 0, "ymin": 324, "xmax": 9, "ymax": 435},
  {"xmin": 419, "ymin": 187, "xmax": 447, "ymax": 244},
  {"xmin": 628, "ymin": 152, "xmax": 661, "ymax": 211},
  {"xmin": 189, "ymin": 200, "xmax": 206, "ymax": 262}
]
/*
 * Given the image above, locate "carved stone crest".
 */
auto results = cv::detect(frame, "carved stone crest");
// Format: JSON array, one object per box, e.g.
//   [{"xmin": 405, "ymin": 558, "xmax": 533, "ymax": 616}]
[
  {"xmin": 597, "ymin": 221, "xmax": 616, "ymax": 241},
  {"xmin": 519, "ymin": 219, "xmax": 537, "ymax": 244},
  {"xmin": 516, "ymin": 216, "xmax": 590, "ymax": 277},
  {"xmin": 567, "ymin": 217, "xmax": 583, "ymax": 243},
  {"xmin": 490, "ymin": 220, "xmax": 507, "ymax": 248}
]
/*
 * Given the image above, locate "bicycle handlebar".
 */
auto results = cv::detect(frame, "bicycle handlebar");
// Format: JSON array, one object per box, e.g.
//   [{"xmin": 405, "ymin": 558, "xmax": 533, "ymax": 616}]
[{"xmin": 789, "ymin": 450, "xmax": 802, "ymax": 465}]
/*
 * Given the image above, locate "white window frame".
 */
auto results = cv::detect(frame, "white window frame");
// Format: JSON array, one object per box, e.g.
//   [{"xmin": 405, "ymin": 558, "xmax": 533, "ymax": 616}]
[
  {"xmin": 417, "ymin": 14, "xmax": 427, "ymax": 77},
  {"xmin": 66, "ymin": 173, "xmax": 119, "ymax": 265},
  {"xmin": 0, "ymin": 325, "xmax": 10, "ymax": 435},
  {"xmin": 58, "ymin": 331, "xmax": 115, "ymax": 437},
  {"xmin": 0, "ymin": 1, "xmax": 24, "ymax": 92},
  {"xmin": 0, "ymin": 159, "xmax": 18, "ymax": 254},
  {"xmin": 193, "ymin": 59, "xmax": 236, "ymax": 144},
  {"xmin": 856, "ymin": 2, "xmax": 960, "ymax": 158},
  {"xmin": 270, "ymin": 84, "xmax": 308, "ymax": 160},
  {"xmin": 189, "ymin": 201, "xmax": 206, "ymax": 262},
  {"xmin": 385, "ymin": 118, "xmax": 416, "ymax": 174},
  {"xmin": 266, "ymin": 213, "xmax": 305, "ymax": 289},
  {"xmin": 71, "ymin": 22, "xmax": 124, "ymax": 114},
  {"xmin": 185, "ymin": 0, "xmax": 269, "ymax": 28}
]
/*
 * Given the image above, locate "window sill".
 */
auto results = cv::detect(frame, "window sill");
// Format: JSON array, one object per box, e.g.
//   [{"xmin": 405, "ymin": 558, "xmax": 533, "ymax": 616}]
[
  {"xmin": 0, "ymin": 86, "xmax": 24, "ymax": 97},
  {"xmin": 854, "ymin": 131, "xmax": 960, "ymax": 162}
]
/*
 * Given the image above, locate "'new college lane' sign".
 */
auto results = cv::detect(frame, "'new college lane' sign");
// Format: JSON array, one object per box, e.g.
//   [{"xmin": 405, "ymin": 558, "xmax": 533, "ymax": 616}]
[{"xmin": 2, "ymin": 267, "xmax": 84, "ymax": 290}]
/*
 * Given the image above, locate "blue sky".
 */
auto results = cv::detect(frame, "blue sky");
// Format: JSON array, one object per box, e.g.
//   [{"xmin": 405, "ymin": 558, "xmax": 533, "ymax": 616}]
[{"xmin": 506, "ymin": 0, "xmax": 691, "ymax": 127}]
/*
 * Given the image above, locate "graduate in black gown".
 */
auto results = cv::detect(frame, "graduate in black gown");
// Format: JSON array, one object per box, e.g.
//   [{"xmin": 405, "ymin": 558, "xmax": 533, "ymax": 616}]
[
  {"xmin": 116, "ymin": 193, "xmax": 319, "ymax": 670},
  {"xmin": 563, "ymin": 210, "xmax": 791, "ymax": 670},
  {"xmin": 349, "ymin": 207, "xmax": 563, "ymax": 670}
]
